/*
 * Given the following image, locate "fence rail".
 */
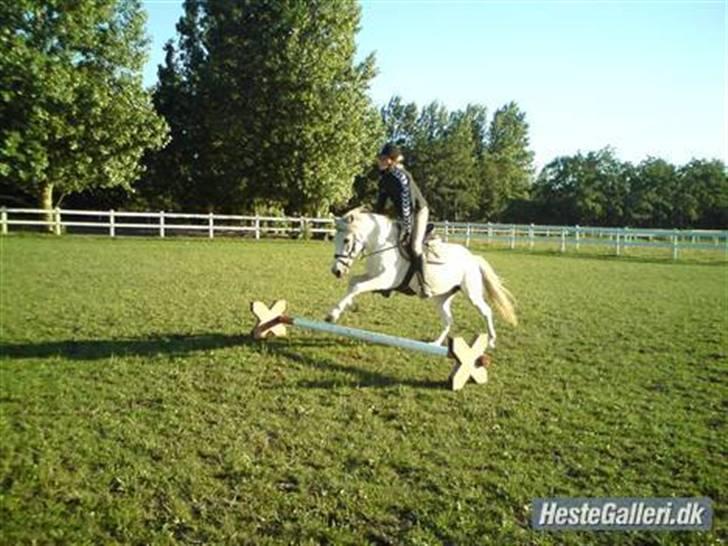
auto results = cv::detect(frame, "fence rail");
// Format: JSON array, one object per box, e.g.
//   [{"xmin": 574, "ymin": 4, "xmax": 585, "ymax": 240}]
[{"xmin": 1, "ymin": 207, "xmax": 726, "ymax": 260}]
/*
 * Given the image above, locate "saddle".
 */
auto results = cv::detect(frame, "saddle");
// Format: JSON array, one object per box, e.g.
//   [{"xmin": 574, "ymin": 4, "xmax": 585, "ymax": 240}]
[
  {"xmin": 396, "ymin": 223, "xmax": 437, "ymax": 261},
  {"xmin": 378, "ymin": 223, "xmax": 440, "ymax": 298}
]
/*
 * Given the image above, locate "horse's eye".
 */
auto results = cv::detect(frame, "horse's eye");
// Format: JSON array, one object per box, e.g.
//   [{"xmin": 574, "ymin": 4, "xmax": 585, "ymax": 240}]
[{"xmin": 344, "ymin": 238, "xmax": 350, "ymax": 245}]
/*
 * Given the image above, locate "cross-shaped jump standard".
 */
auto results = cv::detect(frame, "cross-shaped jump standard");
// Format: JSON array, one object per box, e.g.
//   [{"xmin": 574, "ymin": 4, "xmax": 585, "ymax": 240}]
[{"xmin": 251, "ymin": 300, "xmax": 491, "ymax": 391}]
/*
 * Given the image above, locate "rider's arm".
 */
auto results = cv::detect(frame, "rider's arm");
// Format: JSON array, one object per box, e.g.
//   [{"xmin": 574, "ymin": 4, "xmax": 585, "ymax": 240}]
[
  {"xmin": 391, "ymin": 169, "xmax": 413, "ymax": 233},
  {"xmin": 374, "ymin": 178, "xmax": 390, "ymax": 213}
]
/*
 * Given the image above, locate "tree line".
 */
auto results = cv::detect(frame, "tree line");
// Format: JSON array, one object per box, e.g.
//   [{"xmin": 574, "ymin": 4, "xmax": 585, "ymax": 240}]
[
  {"xmin": 1, "ymin": 0, "xmax": 725, "ymax": 229},
  {"xmin": 526, "ymin": 150, "xmax": 726, "ymax": 229}
]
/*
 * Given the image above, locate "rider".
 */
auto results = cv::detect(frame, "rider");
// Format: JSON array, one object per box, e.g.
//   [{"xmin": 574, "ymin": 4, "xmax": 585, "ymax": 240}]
[{"xmin": 374, "ymin": 142, "xmax": 432, "ymax": 298}]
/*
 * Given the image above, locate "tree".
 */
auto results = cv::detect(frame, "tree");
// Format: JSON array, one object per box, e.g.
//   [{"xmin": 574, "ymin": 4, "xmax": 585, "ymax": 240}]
[
  {"xmin": 625, "ymin": 158, "xmax": 677, "ymax": 227},
  {"xmin": 480, "ymin": 102, "xmax": 534, "ymax": 219},
  {"xmin": 380, "ymin": 96, "xmax": 418, "ymax": 149},
  {"xmin": 532, "ymin": 155, "xmax": 582, "ymax": 224},
  {"xmin": 533, "ymin": 148, "xmax": 628, "ymax": 226},
  {"xmin": 417, "ymin": 108, "xmax": 480, "ymax": 221},
  {"xmin": 676, "ymin": 159, "xmax": 728, "ymax": 228},
  {"xmin": 0, "ymin": 0, "xmax": 168, "ymax": 220},
  {"xmin": 134, "ymin": 0, "xmax": 210, "ymax": 212},
  {"xmin": 143, "ymin": 0, "xmax": 382, "ymax": 216}
]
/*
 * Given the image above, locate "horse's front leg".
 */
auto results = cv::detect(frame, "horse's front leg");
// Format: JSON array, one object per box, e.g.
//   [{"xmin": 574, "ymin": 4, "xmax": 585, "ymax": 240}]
[{"xmin": 326, "ymin": 273, "xmax": 393, "ymax": 323}]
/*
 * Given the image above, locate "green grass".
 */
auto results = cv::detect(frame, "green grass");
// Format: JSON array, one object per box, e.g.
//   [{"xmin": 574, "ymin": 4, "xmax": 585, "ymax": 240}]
[{"xmin": 1, "ymin": 235, "xmax": 726, "ymax": 545}]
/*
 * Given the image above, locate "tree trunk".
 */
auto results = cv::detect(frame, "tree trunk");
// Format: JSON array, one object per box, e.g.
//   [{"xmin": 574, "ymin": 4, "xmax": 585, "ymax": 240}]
[{"xmin": 40, "ymin": 183, "xmax": 54, "ymax": 232}]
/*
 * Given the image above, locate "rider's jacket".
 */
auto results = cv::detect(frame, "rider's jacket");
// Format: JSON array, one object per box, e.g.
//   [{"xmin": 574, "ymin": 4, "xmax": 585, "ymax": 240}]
[{"xmin": 374, "ymin": 166, "xmax": 428, "ymax": 234}]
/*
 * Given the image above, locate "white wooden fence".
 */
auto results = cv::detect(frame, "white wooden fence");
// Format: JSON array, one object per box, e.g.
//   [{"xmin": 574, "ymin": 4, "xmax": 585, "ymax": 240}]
[
  {"xmin": 0, "ymin": 208, "xmax": 334, "ymax": 240},
  {"xmin": 437, "ymin": 221, "xmax": 728, "ymax": 260},
  {"xmin": 2, "ymin": 207, "xmax": 726, "ymax": 260}
]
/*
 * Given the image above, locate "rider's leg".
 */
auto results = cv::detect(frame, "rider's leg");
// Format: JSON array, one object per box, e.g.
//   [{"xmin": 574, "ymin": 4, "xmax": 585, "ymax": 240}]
[{"xmin": 411, "ymin": 207, "xmax": 431, "ymax": 297}]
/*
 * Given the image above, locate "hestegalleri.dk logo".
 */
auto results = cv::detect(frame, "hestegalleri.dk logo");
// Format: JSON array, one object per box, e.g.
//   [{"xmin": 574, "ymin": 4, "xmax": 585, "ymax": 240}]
[{"xmin": 532, "ymin": 497, "xmax": 712, "ymax": 531}]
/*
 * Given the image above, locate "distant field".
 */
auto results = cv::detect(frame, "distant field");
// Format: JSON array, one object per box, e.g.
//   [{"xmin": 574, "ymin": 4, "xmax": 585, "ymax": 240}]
[{"xmin": 1, "ymin": 235, "xmax": 726, "ymax": 544}]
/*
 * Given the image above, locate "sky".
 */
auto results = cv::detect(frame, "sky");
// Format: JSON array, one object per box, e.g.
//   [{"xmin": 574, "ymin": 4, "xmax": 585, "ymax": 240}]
[{"xmin": 142, "ymin": 1, "xmax": 726, "ymax": 171}]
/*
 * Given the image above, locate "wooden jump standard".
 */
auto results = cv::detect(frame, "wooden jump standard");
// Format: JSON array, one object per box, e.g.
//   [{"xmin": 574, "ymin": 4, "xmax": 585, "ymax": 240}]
[{"xmin": 251, "ymin": 300, "xmax": 491, "ymax": 391}]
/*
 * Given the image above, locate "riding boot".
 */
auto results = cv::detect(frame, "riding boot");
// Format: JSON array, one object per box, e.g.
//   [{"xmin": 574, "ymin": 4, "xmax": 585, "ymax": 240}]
[{"xmin": 415, "ymin": 254, "xmax": 433, "ymax": 298}]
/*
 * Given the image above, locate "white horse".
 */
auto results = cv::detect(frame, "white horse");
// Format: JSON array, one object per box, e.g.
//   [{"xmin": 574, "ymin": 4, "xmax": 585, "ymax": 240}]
[{"xmin": 327, "ymin": 208, "xmax": 517, "ymax": 348}]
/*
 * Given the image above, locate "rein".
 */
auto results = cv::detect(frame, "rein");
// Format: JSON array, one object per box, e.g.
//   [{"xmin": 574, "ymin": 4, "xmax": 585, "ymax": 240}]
[
  {"xmin": 362, "ymin": 245, "xmax": 399, "ymax": 259},
  {"xmin": 335, "ymin": 242, "xmax": 398, "ymax": 263}
]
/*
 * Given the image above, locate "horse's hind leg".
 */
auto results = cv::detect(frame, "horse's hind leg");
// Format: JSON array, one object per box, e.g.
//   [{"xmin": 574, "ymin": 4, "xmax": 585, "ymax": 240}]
[
  {"xmin": 431, "ymin": 291, "xmax": 457, "ymax": 346},
  {"xmin": 462, "ymin": 267, "xmax": 497, "ymax": 348}
]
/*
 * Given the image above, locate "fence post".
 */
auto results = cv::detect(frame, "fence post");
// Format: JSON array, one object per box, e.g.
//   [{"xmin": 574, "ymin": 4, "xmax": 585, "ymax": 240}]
[
  {"xmin": 560, "ymin": 228, "xmax": 566, "ymax": 253},
  {"xmin": 672, "ymin": 230, "xmax": 679, "ymax": 261},
  {"xmin": 615, "ymin": 232, "xmax": 621, "ymax": 256},
  {"xmin": 575, "ymin": 225, "xmax": 580, "ymax": 251},
  {"xmin": 159, "ymin": 211, "xmax": 165, "ymax": 238},
  {"xmin": 255, "ymin": 215, "xmax": 260, "ymax": 240},
  {"xmin": 465, "ymin": 223, "xmax": 471, "ymax": 247},
  {"xmin": 1, "ymin": 207, "xmax": 7, "ymax": 235},
  {"xmin": 208, "ymin": 212, "xmax": 214, "ymax": 239},
  {"xmin": 510, "ymin": 225, "xmax": 516, "ymax": 249},
  {"xmin": 54, "ymin": 207, "xmax": 61, "ymax": 235},
  {"xmin": 110, "ymin": 209, "xmax": 115, "ymax": 237},
  {"xmin": 528, "ymin": 223, "xmax": 534, "ymax": 250},
  {"xmin": 487, "ymin": 222, "xmax": 493, "ymax": 245},
  {"xmin": 444, "ymin": 220, "xmax": 449, "ymax": 242}
]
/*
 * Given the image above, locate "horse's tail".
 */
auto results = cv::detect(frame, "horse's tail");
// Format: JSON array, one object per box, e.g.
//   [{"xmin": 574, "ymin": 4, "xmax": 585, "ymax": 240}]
[{"xmin": 476, "ymin": 256, "xmax": 518, "ymax": 326}]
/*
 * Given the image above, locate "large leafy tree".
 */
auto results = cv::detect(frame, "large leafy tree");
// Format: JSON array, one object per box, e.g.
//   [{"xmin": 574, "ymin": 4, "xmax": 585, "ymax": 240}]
[
  {"xmin": 534, "ymin": 148, "xmax": 628, "ymax": 226},
  {"xmin": 135, "ymin": 2, "xmax": 209, "ymax": 211},
  {"xmin": 144, "ymin": 0, "xmax": 381, "ymax": 216},
  {"xmin": 625, "ymin": 158, "xmax": 677, "ymax": 227},
  {"xmin": 412, "ymin": 106, "xmax": 481, "ymax": 221},
  {"xmin": 675, "ymin": 159, "xmax": 728, "ymax": 228},
  {"xmin": 380, "ymin": 96, "xmax": 419, "ymax": 149},
  {"xmin": 0, "ymin": 0, "xmax": 168, "ymax": 217},
  {"xmin": 480, "ymin": 102, "xmax": 534, "ymax": 219}
]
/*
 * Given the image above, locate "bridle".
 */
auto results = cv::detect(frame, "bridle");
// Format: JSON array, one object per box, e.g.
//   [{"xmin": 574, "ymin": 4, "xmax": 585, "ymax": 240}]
[
  {"xmin": 333, "ymin": 236, "xmax": 364, "ymax": 268},
  {"xmin": 334, "ymin": 237, "xmax": 400, "ymax": 266},
  {"xmin": 333, "ymin": 219, "xmax": 400, "ymax": 268}
]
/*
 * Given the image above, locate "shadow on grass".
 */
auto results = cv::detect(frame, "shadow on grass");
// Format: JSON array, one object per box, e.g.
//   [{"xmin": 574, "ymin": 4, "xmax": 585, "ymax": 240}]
[
  {"xmin": 1, "ymin": 333, "xmax": 255, "ymax": 360},
  {"xmin": 267, "ymin": 340, "xmax": 445, "ymax": 390},
  {"xmin": 0, "ymin": 333, "xmax": 446, "ymax": 390}
]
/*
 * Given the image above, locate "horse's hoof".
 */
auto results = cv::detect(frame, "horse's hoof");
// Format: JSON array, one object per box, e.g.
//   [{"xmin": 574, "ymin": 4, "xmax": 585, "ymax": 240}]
[{"xmin": 325, "ymin": 313, "xmax": 337, "ymax": 323}]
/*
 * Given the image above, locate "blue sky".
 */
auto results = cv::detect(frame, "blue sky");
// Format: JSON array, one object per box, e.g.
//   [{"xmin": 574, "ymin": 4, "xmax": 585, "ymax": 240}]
[{"xmin": 142, "ymin": 1, "xmax": 726, "ymax": 170}]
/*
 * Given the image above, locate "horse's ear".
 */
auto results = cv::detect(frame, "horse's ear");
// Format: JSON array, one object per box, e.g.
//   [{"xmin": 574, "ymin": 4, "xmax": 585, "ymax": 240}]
[{"xmin": 346, "ymin": 215, "xmax": 354, "ymax": 224}]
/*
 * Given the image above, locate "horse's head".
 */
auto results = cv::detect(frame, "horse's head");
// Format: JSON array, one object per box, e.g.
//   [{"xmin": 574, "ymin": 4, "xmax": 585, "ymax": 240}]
[{"xmin": 331, "ymin": 208, "xmax": 367, "ymax": 278}]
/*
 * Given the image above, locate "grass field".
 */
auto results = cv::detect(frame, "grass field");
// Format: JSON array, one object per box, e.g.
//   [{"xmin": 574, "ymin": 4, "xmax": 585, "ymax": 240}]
[{"xmin": 1, "ymin": 235, "xmax": 726, "ymax": 545}]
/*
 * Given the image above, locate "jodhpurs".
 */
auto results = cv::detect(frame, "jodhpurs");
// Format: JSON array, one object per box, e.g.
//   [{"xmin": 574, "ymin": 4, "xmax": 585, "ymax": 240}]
[{"xmin": 410, "ymin": 207, "xmax": 429, "ymax": 258}]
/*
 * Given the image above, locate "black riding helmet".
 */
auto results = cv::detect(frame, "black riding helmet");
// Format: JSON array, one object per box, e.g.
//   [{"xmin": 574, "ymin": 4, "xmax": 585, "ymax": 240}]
[{"xmin": 378, "ymin": 142, "xmax": 403, "ymax": 160}]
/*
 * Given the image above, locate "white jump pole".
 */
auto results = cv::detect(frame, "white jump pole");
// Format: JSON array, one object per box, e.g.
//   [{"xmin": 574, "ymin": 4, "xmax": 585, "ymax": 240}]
[{"xmin": 251, "ymin": 300, "xmax": 490, "ymax": 391}]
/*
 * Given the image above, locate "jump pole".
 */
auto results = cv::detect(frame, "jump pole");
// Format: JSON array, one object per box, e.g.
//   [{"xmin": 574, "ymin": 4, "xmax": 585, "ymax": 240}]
[{"xmin": 251, "ymin": 300, "xmax": 491, "ymax": 391}]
